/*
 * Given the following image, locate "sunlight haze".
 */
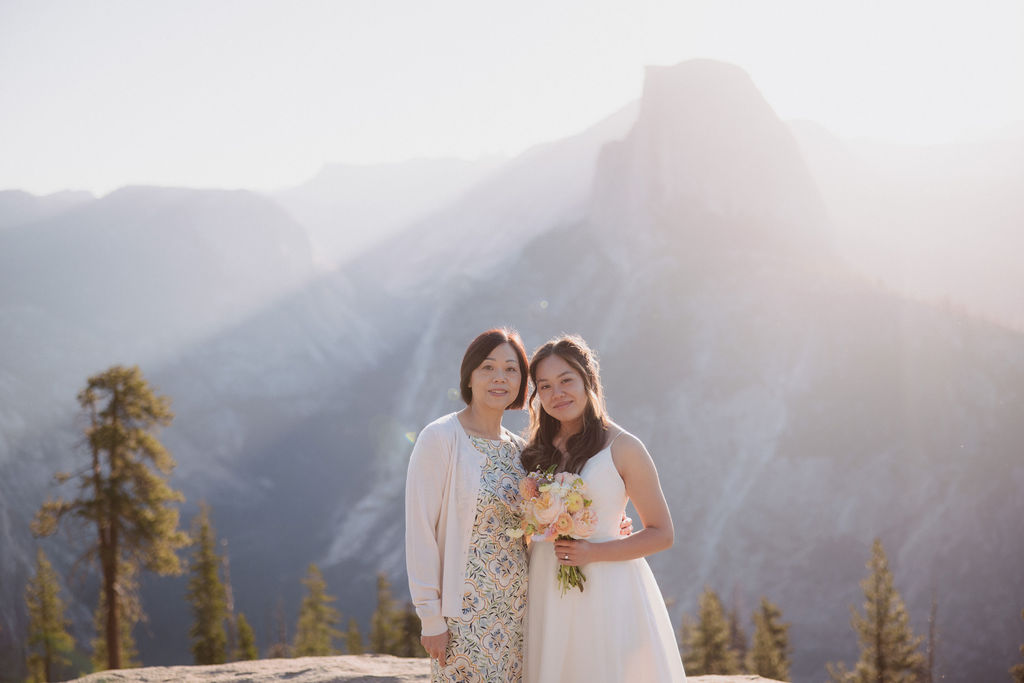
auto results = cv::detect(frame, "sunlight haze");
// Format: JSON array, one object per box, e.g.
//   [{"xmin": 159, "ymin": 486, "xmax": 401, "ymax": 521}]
[{"xmin": 1, "ymin": 0, "xmax": 1022, "ymax": 195}]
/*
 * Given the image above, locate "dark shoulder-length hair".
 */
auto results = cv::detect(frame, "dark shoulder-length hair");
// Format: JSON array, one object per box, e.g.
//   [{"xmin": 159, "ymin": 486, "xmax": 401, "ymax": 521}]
[
  {"xmin": 459, "ymin": 328, "xmax": 529, "ymax": 410},
  {"xmin": 521, "ymin": 334, "xmax": 610, "ymax": 474}
]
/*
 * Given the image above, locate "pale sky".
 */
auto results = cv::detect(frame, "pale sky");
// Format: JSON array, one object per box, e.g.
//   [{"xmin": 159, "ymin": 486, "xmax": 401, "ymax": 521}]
[{"xmin": 1, "ymin": 0, "xmax": 1022, "ymax": 196}]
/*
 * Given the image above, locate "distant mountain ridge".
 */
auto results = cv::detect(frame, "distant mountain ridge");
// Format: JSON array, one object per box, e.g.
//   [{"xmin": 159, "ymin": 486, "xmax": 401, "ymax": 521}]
[
  {"xmin": 271, "ymin": 157, "xmax": 506, "ymax": 266},
  {"xmin": 1, "ymin": 60, "xmax": 1022, "ymax": 683},
  {"xmin": 0, "ymin": 189, "xmax": 94, "ymax": 230}
]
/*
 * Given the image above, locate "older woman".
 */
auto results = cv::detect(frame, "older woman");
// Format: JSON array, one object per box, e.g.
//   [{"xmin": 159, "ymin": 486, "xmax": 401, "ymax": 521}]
[{"xmin": 405, "ymin": 328, "xmax": 530, "ymax": 682}]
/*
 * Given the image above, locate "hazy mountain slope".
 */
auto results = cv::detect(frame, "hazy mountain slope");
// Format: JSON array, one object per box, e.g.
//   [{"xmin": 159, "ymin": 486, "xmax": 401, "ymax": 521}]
[
  {"xmin": 792, "ymin": 120, "xmax": 1024, "ymax": 330},
  {"xmin": 347, "ymin": 100, "xmax": 640, "ymax": 292},
  {"xmin": 270, "ymin": 158, "xmax": 507, "ymax": 266}
]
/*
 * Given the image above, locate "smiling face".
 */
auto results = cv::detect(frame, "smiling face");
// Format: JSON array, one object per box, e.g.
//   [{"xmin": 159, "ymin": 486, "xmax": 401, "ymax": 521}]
[
  {"xmin": 467, "ymin": 342, "xmax": 523, "ymax": 411},
  {"xmin": 533, "ymin": 352, "xmax": 589, "ymax": 430}
]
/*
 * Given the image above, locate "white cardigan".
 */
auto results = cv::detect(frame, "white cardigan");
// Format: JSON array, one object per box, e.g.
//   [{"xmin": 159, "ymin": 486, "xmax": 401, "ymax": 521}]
[{"xmin": 404, "ymin": 412, "xmax": 523, "ymax": 636}]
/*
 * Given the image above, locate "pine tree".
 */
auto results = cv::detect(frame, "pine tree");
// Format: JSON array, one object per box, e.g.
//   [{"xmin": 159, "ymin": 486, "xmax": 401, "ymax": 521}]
[
  {"xmin": 345, "ymin": 618, "xmax": 364, "ymax": 655},
  {"xmin": 293, "ymin": 564, "xmax": 342, "ymax": 656},
  {"xmin": 235, "ymin": 613, "xmax": 259, "ymax": 661},
  {"xmin": 747, "ymin": 596, "xmax": 790, "ymax": 681},
  {"xmin": 221, "ymin": 540, "xmax": 237, "ymax": 660},
  {"xmin": 89, "ymin": 562, "xmax": 140, "ymax": 671},
  {"xmin": 24, "ymin": 548, "xmax": 75, "ymax": 682},
  {"xmin": 728, "ymin": 605, "xmax": 748, "ymax": 667},
  {"xmin": 186, "ymin": 503, "xmax": 227, "ymax": 665},
  {"xmin": 827, "ymin": 538, "xmax": 924, "ymax": 683},
  {"xmin": 32, "ymin": 365, "xmax": 189, "ymax": 671},
  {"xmin": 680, "ymin": 586, "xmax": 740, "ymax": 674},
  {"xmin": 396, "ymin": 601, "xmax": 427, "ymax": 658},
  {"xmin": 265, "ymin": 598, "xmax": 291, "ymax": 659},
  {"xmin": 369, "ymin": 572, "xmax": 402, "ymax": 654},
  {"xmin": 1010, "ymin": 609, "xmax": 1024, "ymax": 683},
  {"xmin": 922, "ymin": 590, "xmax": 938, "ymax": 683}
]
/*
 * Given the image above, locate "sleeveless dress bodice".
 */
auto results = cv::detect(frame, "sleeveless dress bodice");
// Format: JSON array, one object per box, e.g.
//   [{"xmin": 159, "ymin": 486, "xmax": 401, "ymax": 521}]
[{"xmin": 524, "ymin": 445, "xmax": 686, "ymax": 683}]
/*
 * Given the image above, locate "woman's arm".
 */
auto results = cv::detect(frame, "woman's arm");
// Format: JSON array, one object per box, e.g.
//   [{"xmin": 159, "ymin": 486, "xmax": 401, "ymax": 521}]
[
  {"xmin": 554, "ymin": 432, "xmax": 674, "ymax": 566},
  {"xmin": 404, "ymin": 425, "xmax": 451, "ymax": 642}
]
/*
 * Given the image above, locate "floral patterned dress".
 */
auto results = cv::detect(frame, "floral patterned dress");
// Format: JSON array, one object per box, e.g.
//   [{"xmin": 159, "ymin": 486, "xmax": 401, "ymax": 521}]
[{"xmin": 433, "ymin": 434, "xmax": 529, "ymax": 683}]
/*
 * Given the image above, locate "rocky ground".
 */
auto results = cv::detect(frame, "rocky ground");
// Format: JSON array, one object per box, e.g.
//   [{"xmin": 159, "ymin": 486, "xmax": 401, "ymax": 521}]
[{"xmin": 65, "ymin": 655, "xmax": 787, "ymax": 682}]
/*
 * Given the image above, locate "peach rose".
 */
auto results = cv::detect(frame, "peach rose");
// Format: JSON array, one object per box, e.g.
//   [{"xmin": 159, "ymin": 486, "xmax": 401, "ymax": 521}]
[
  {"xmin": 571, "ymin": 508, "xmax": 597, "ymax": 539},
  {"xmin": 532, "ymin": 491, "xmax": 564, "ymax": 525},
  {"xmin": 553, "ymin": 512, "xmax": 574, "ymax": 536},
  {"xmin": 519, "ymin": 476, "xmax": 540, "ymax": 500}
]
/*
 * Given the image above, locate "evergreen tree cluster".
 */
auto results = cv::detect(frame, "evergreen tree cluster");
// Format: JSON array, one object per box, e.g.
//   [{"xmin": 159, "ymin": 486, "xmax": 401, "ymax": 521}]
[
  {"xmin": 677, "ymin": 539, "xmax": 950, "ymax": 682},
  {"xmin": 679, "ymin": 587, "xmax": 790, "ymax": 680},
  {"xmin": 19, "ymin": 365, "xmax": 424, "ymax": 681}
]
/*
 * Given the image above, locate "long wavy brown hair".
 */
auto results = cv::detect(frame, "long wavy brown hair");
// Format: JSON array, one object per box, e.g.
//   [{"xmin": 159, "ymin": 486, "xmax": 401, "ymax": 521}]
[{"xmin": 520, "ymin": 335, "xmax": 610, "ymax": 474}]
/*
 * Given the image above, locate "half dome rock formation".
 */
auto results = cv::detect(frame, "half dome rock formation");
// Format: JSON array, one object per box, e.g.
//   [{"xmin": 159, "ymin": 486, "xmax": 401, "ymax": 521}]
[{"xmin": 591, "ymin": 59, "xmax": 830, "ymax": 256}]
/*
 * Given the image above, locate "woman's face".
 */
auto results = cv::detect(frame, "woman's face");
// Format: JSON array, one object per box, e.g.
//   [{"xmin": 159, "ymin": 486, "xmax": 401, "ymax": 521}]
[
  {"xmin": 468, "ymin": 342, "xmax": 522, "ymax": 411},
  {"xmin": 534, "ymin": 353, "xmax": 588, "ymax": 427}
]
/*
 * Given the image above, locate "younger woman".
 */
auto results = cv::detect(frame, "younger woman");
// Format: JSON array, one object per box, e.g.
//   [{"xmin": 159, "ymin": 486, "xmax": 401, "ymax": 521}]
[{"xmin": 521, "ymin": 335, "xmax": 686, "ymax": 683}]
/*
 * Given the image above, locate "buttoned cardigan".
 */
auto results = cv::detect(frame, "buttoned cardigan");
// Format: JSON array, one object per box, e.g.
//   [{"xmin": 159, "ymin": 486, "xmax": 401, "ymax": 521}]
[{"xmin": 404, "ymin": 412, "xmax": 523, "ymax": 636}]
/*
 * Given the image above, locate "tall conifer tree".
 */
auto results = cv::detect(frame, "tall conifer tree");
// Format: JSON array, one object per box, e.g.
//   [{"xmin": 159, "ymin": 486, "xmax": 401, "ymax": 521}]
[
  {"xmin": 293, "ymin": 564, "xmax": 342, "ymax": 656},
  {"xmin": 395, "ymin": 601, "xmax": 427, "ymax": 658},
  {"xmin": 186, "ymin": 503, "xmax": 227, "ymax": 664},
  {"xmin": 680, "ymin": 586, "xmax": 740, "ymax": 674},
  {"xmin": 235, "ymin": 613, "xmax": 259, "ymax": 661},
  {"xmin": 369, "ymin": 572, "xmax": 402, "ymax": 655},
  {"xmin": 345, "ymin": 618, "xmax": 364, "ymax": 655},
  {"xmin": 24, "ymin": 548, "xmax": 75, "ymax": 682},
  {"xmin": 32, "ymin": 365, "xmax": 188, "ymax": 671},
  {"xmin": 747, "ymin": 597, "xmax": 790, "ymax": 681},
  {"xmin": 265, "ymin": 598, "xmax": 291, "ymax": 659},
  {"xmin": 922, "ymin": 590, "xmax": 938, "ymax": 683},
  {"xmin": 221, "ymin": 541, "xmax": 237, "ymax": 659},
  {"xmin": 89, "ymin": 562, "xmax": 140, "ymax": 671},
  {"xmin": 728, "ymin": 605, "xmax": 748, "ymax": 667},
  {"xmin": 827, "ymin": 538, "xmax": 924, "ymax": 683}
]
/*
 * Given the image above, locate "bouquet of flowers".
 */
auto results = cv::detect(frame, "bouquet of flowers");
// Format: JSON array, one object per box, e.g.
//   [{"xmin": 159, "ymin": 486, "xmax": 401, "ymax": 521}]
[{"xmin": 509, "ymin": 469, "xmax": 597, "ymax": 594}]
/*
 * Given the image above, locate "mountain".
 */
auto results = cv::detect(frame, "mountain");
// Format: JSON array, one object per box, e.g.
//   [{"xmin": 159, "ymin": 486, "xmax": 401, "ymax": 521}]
[
  {"xmin": 271, "ymin": 158, "xmax": 507, "ymax": 266},
  {"xmin": 0, "ymin": 189, "xmax": 94, "ymax": 231},
  {"xmin": 0, "ymin": 186, "xmax": 316, "ymax": 459},
  {"xmin": 791, "ymin": 119, "xmax": 1024, "ymax": 330},
  {"xmin": 591, "ymin": 61, "xmax": 830, "ymax": 257},
  {"xmin": 2, "ymin": 60, "xmax": 1022, "ymax": 683},
  {"xmin": 346, "ymin": 100, "xmax": 640, "ymax": 292},
  {"xmin": 0, "ymin": 186, "xmax": 315, "ymax": 348}
]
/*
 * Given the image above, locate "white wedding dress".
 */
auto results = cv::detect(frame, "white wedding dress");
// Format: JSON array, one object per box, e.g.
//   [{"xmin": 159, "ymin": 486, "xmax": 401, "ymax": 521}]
[{"xmin": 524, "ymin": 445, "xmax": 686, "ymax": 683}]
